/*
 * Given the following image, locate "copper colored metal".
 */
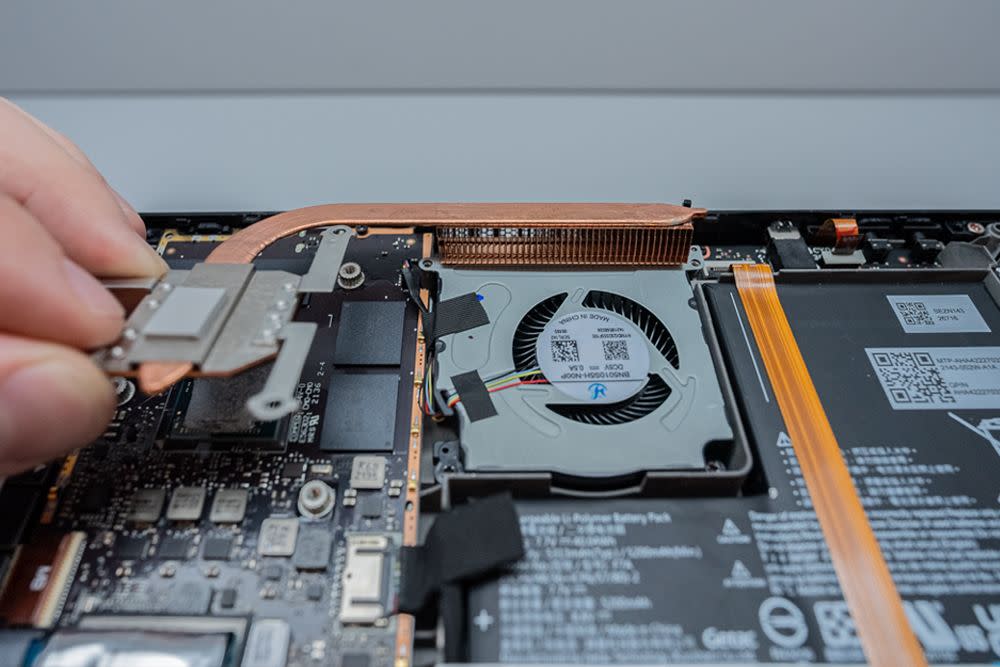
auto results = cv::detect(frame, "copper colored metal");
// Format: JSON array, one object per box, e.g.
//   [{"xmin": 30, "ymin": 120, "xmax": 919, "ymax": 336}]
[
  {"xmin": 205, "ymin": 203, "xmax": 702, "ymax": 264},
  {"xmin": 437, "ymin": 225, "xmax": 693, "ymax": 266},
  {"xmin": 394, "ymin": 231, "xmax": 432, "ymax": 666},
  {"xmin": 137, "ymin": 361, "xmax": 194, "ymax": 395},
  {"xmin": 141, "ymin": 203, "xmax": 700, "ymax": 392}
]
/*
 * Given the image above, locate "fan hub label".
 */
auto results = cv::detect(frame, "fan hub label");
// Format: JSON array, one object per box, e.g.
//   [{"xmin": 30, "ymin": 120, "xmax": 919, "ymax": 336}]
[{"xmin": 537, "ymin": 310, "xmax": 650, "ymax": 403}]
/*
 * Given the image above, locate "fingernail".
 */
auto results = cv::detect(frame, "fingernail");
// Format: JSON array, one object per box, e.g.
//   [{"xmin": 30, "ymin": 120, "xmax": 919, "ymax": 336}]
[
  {"xmin": 126, "ymin": 233, "xmax": 170, "ymax": 276},
  {"xmin": 62, "ymin": 257, "xmax": 125, "ymax": 320},
  {"xmin": 112, "ymin": 188, "xmax": 138, "ymax": 217},
  {"xmin": 111, "ymin": 188, "xmax": 147, "ymax": 238}
]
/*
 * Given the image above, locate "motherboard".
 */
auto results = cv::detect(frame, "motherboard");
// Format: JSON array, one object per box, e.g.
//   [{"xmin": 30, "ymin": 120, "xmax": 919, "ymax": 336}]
[
  {"xmin": 0, "ymin": 226, "xmax": 427, "ymax": 667},
  {"xmin": 1, "ymin": 205, "xmax": 999, "ymax": 667}
]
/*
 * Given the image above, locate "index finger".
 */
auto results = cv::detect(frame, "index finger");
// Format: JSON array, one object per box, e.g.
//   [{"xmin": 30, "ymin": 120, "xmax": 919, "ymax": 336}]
[
  {"xmin": 0, "ymin": 99, "xmax": 166, "ymax": 278},
  {"xmin": 1, "ymin": 99, "xmax": 146, "ymax": 238}
]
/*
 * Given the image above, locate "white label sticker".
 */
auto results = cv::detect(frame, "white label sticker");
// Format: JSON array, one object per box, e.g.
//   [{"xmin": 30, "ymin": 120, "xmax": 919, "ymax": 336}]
[
  {"xmin": 536, "ymin": 310, "xmax": 650, "ymax": 403},
  {"xmin": 866, "ymin": 347, "xmax": 1000, "ymax": 410},
  {"xmin": 886, "ymin": 295, "xmax": 991, "ymax": 334}
]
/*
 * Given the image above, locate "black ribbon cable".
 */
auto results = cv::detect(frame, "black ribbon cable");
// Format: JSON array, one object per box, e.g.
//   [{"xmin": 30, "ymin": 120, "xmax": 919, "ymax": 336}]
[{"xmin": 433, "ymin": 292, "xmax": 490, "ymax": 338}]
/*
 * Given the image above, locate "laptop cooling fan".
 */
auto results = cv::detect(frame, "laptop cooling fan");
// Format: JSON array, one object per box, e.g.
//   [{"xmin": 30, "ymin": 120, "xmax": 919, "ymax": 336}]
[{"xmin": 432, "ymin": 266, "xmax": 737, "ymax": 480}]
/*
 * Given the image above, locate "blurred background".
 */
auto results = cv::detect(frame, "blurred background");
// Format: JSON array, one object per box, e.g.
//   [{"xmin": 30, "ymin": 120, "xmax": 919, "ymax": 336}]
[{"xmin": 2, "ymin": 0, "xmax": 999, "ymax": 212}]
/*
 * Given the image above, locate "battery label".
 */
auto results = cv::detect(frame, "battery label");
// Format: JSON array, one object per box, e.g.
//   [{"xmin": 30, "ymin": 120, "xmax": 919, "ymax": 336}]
[
  {"xmin": 866, "ymin": 346, "xmax": 1000, "ymax": 410},
  {"xmin": 536, "ymin": 310, "xmax": 650, "ymax": 403},
  {"xmin": 887, "ymin": 295, "xmax": 991, "ymax": 334}
]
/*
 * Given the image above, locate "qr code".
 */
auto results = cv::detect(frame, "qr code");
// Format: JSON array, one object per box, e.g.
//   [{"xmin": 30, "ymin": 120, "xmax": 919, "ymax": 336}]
[
  {"xmin": 551, "ymin": 339, "xmax": 580, "ymax": 363},
  {"xmin": 870, "ymin": 351, "xmax": 955, "ymax": 405},
  {"xmin": 602, "ymin": 340, "xmax": 629, "ymax": 361},
  {"xmin": 893, "ymin": 301, "xmax": 934, "ymax": 326}
]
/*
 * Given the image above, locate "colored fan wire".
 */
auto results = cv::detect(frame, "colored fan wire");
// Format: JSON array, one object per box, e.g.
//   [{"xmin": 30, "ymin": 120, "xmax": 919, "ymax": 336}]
[{"xmin": 422, "ymin": 367, "xmax": 547, "ymax": 414}]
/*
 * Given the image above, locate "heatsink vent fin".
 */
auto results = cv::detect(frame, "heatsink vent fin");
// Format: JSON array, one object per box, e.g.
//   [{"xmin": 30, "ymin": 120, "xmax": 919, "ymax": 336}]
[
  {"xmin": 512, "ymin": 293, "xmax": 568, "ymax": 372},
  {"xmin": 437, "ymin": 225, "xmax": 693, "ymax": 267}
]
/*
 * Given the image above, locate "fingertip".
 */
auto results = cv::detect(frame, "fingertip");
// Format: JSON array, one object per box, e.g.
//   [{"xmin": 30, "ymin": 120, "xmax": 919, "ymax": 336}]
[
  {"xmin": 86, "ymin": 229, "xmax": 169, "ymax": 280},
  {"xmin": 0, "ymin": 347, "xmax": 115, "ymax": 474},
  {"xmin": 60, "ymin": 258, "xmax": 126, "ymax": 347},
  {"xmin": 110, "ymin": 187, "xmax": 147, "ymax": 238},
  {"xmin": 0, "ymin": 101, "xmax": 160, "ymax": 278}
]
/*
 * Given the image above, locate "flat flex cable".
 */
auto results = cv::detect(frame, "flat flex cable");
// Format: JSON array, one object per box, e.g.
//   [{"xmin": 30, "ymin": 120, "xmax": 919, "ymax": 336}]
[{"xmin": 733, "ymin": 263, "xmax": 926, "ymax": 667}]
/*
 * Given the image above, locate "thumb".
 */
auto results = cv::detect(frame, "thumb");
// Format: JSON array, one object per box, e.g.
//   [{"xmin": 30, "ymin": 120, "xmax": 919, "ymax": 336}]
[{"xmin": 0, "ymin": 334, "xmax": 115, "ymax": 475}]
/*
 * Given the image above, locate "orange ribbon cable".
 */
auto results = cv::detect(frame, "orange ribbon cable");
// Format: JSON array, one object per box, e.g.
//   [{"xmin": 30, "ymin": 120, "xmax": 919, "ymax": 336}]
[{"xmin": 733, "ymin": 264, "xmax": 926, "ymax": 667}]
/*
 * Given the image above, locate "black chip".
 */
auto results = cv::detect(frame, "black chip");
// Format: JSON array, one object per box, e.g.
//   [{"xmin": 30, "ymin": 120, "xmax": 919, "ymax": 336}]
[
  {"xmin": 117, "ymin": 536, "xmax": 149, "ymax": 560},
  {"xmin": 306, "ymin": 583, "xmax": 324, "ymax": 601},
  {"xmin": 293, "ymin": 529, "xmax": 332, "ymax": 571},
  {"xmin": 321, "ymin": 374, "xmax": 400, "ymax": 452},
  {"xmin": 218, "ymin": 588, "xmax": 237, "ymax": 609},
  {"xmin": 79, "ymin": 484, "xmax": 112, "ymax": 513},
  {"xmin": 157, "ymin": 536, "xmax": 191, "ymax": 560},
  {"xmin": 281, "ymin": 462, "xmax": 306, "ymax": 478},
  {"xmin": 341, "ymin": 654, "xmax": 372, "ymax": 667},
  {"xmin": 181, "ymin": 365, "xmax": 269, "ymax": 433},
  {"xmin": 160, "ymin": 364, "xmax": 286, "ymax": 450},
  {"xmin": 334, "ymin": 301, "xmax": 406, "ymax": 366},
  {"xmin": 262, "ymin": 564, "xmax": 283, "ymax": 580},
  {"xmin": 357, "ymin": 495, "xmax": 382, "ymax": 519},
  {"xmin": 202, "ymin": 536, "xmax": 233, "ymax": 561}
]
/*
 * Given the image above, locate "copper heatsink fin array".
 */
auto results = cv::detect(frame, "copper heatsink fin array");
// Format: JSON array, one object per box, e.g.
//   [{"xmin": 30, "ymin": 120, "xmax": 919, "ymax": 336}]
[
  {"xmin": 199, "ymin": 203, "xmax": 702, "ymax": 267},
  {"xmin": 436, "ymin": 224, "xmax": 694, "ymax": 266}
]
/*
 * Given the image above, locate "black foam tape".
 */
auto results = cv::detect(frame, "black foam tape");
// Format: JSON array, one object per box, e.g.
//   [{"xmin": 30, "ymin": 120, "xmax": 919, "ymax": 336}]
[
  {"xmin": 398, "ymin": 493, "xmax": 524, "ymax": 615},
  {"xmin": 434, "ymin": 293, "xmax": 490, "ymax": 338},
  {"xmin": 450, "ymin": 370, "xmax": 497, "ymax": 422},
  {"xmin": 770, "ymin": 237, "xmax": 817, "ymax": 270}
]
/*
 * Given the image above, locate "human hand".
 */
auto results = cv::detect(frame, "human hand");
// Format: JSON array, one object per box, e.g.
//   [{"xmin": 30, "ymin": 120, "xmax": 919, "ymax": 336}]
[{"xmin": 0, "ymin": 99, "xmax": 167, "ymax": 475}]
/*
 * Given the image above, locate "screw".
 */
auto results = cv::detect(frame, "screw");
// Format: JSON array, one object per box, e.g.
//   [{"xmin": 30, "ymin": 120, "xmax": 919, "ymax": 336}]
[{"xmin": 967, "ymin": 222, "xmax": 986, "ymax": 235}]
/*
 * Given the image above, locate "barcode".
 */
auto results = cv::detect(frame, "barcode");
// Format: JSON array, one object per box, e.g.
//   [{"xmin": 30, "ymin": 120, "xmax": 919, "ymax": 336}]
[
  {"xmin": 551, "ymin": 340, "xmax": 580, "ymax": 362},
  {"xmin": 870, "ymin": 351, "xmax": 955, "ymax": 405},
  {"xmin": 602, "ymin": 340, "xmax": 629, "ymax": 361},
  {"xmin": 893, "ymin": 301, "xmax": 935, "ymax": 326}
]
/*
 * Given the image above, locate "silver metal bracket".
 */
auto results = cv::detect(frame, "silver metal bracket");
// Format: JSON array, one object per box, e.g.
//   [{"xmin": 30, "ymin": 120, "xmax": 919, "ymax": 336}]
[
  {"xmin": 98, "ymin": 224, "xmax": 354, "ymax": 421},
  {"xmin": 299, "ymin": 225, "xmax": 354, "ymax": 292},
  {"xmin": 245, "ymin": 322, "xmax": 317, "ymax": 421}
]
